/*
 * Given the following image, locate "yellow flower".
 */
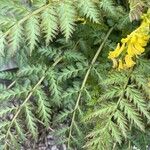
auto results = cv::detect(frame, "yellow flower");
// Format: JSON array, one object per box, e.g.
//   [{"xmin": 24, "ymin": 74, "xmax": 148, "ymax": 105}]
[
  {"xmin": 118, "ymin": 59, "xmax": 124, "ymax": 70},
  {"xmin": 121, "ymin": 36, "xmax": 130, "ymax": 43},
  {"xmin": 108, "ymin": 9, "xmax": 150, "ymax": 70},
  {"xmin": 108, "ymin": 43, "xmax": 125, "ymax": 59},
  {"xmin": 130, "ymin": 35, "xmax": 137, "ymax": 43},
  {"xmin": 112, "ymin": 58, "xmax": 118, "ymax": 68},
  {"xmin": 127, "ymin": 40, "xmax": 145, "ymax": 57},
  {"xmin": 137, "ymin": 36, "xmax": 148, "ymax": 46},
  {"xmin": 133, "ymin": 42, "xmax": 145, "ymax": 54},
  {"xmin": 124, "ymin": 55, "xmax": 136, "ymax": 68},
  {"xmin": 108, "ymin": 43, "xmax": 121, "ymax": 59},
  {"xmin": 127, "ymin": 43, "xmax": 135, "ymax": 56}
]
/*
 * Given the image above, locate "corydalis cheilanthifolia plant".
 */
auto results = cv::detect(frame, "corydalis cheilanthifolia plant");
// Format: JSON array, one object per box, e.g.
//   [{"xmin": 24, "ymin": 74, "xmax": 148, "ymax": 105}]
[
  {"xmin": 0, "ymin": 0, "xmax": 150, "ymax": 150},
  {"xmin": 108, "ymin": 9, "xmax": 150, "ymax": 70}
]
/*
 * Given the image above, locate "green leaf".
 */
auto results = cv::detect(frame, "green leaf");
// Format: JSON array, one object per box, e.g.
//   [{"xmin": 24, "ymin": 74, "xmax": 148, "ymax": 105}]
[
  {"xmin": 0, "ymin": 71, "xmax": 15, "ymax": 80},
  {"xmin": 102, "ymin": 72, "xmax": 128, "ymax": 86},
  {"xmin": 120, "ymin": 99, "xmax": 145, "ymax": 131},
  {"xmin": 0, "ymin": 86, "xmax": 31, "ymax": 102},
  {"xmin": 0, "ymin": 0, "xmax": 28, "ymax": 16},
  {"xmin": 126, "ymin": 86, "xmax": 150, "ymax": 120},
  {"xmin": 8, "ymin": 24, "xmax": 23, "ymax": 56},
  {"xmin": 78, "ymin": 0, "xmax": 99, "ymax": 23},
  {"xmin": 35, "ymin": 88, "xmax": 51, "ymax": 127},
  {"xmin": 0, "ymin": 31, "xmax": 5, "ymax": 56},
  {"xmin": 18, "ymin": 65, "xmax": 46, "ymax": 77},
  {"xmin": 25, "ymin": 15, "xmax": 40, "ymax": 54},
  {"xmin": 114, "ymin": 110, "xmax": 128, "ymax": 137},
  {"xmin": 14, "ymin": 120, "xmax": 25, "ymax": 140},
  {"xmin": 41, "ymin": 5, "xmax": 58, "ymax": 44},
  {"xmin": 37, "ymin": 47, "xmax": 61, "ymax": 60},
  {"xmin": 108, "ymin": 120, "xmax": 122, "ymax": 144},
  {"xmin": 58, "ymin": 0, "xmax": 76, "ymax": 41},
  {"xmin": 99, "ymin": 0, "xmax": 116, "ymax": 17},
  {"xmin": 24, "ymin": 103, "xmax": 38, "ymax": 138},
  {"xmin": 84, "ymin": 103, "xmax": 116, "ymax": 121},
  {"xmin": 46, "ymin": 69, "xmax": 61, "ymax": 106},
  {"xmin": 64, "ymin": 50, "xmax": 86, "ymax": 62},
  {"xmin": 58, "ymin": 63, "xmax": 87, "ymax": 82}
]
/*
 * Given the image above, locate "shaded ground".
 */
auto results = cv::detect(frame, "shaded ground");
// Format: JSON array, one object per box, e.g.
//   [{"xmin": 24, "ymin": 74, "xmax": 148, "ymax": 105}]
[{"xmin": 21, "ymin": 131, "xmax": 66, "ymax": 150}]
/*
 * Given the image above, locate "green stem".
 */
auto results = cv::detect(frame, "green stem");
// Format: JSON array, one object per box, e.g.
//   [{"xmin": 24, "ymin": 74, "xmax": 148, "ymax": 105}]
[{"xmin": 67, "ymin": 27, "xmax": 114, "ymax": 148}]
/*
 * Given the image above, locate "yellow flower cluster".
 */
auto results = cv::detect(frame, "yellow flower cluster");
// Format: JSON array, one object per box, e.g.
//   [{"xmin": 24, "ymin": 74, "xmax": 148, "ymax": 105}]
[{"xmin": 108, "ymin": 10, "xmax": 150, "ymax": 70}]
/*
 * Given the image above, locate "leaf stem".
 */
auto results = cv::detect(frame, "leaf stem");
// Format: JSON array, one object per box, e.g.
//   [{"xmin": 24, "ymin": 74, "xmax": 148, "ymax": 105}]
[{"xmin": 67, "ymin": 26, "xmax": 114, "ymax": 148}]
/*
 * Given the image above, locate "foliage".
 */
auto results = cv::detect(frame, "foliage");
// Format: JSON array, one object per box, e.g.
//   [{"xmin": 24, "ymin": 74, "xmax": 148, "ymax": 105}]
[
  {"xmin": 84, "ymin": 59, "xmax": 150, "ymax": 149},
  {"xmin": 0, "ymin": 0, "xmax": 150, "ymax": 150}
]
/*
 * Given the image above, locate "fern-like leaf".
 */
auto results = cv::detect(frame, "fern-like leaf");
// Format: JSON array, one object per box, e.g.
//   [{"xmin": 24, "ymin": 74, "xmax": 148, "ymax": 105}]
[
  {"xmin": 18, "ymin": 65, "xmax": 46, "ymax": 77},
  {"xmin": 126, "ymin": 86, "xmax": 150, "ymax": 120},
  {"xmin": 58, "ymin": 0, "xmax": 76, "ymax": 41},
  {"xmin": 24, "ymin": 103, "xmax": 38, "ymax": 138},
  {"xmin": 0, "ymin": 86, "xmax": 31, "ymax": 102},
  {"xmin": 78, "ymin": 0, "xmax": 99, "ymax": 23},
  {"xmin": 14, "ymin": 119, "xmax": 25, "ymax": 140},
  {"xmin": 37, "ymin": 47, "xmax": 61, "ymax": 60},
  {"xmin": 64, "ymin": 50, "xmax": 86, "ymax": 62},
  {"xmin": 25, "ymin": 15, "xmax": 40, "ymax": 54},
  {"xmin": 58, "ymin": 63, "xmax": 87, "ymax": 82},
  {"xmin": 0, "ymin": 71, "xmax": 15, "ymax": 80},
  {"xmin": 113, "ymin": 110, "xmax": 128, "ymax": 137},
  {"xmin": 99, "ymin": 0, "xmax": 116, "ymax": 17},
  {"xmin": 41, "ymin": 5, "xmax": 58, "ymax": 44},
  {"xmin": 8, "ymin": 24, "xmax": 23, "ymax": 55},
  {"xmin": 108, "ymin": 120, "xmax": 122, "ymax": 144},
  {"xmin": 35, "ymin": 88, "xmax": 51, "ymax": 127},
  {"xmin": 120, "ymin": 99, "xmax": 144, "ymax": 131},
  {"xmin": 46, "ymin": 69, "xmax": 61, "ymax": 106},
  {"xmin": 0, "ymin": 31, "xmax": 5, "ymax": 56}
]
